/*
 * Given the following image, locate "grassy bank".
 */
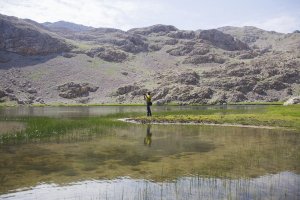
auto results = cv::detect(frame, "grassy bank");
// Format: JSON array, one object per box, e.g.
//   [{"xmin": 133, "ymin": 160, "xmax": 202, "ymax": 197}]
[{"xmin": 131, "ymin": 105, "xmax": 300, "ymax": 131}]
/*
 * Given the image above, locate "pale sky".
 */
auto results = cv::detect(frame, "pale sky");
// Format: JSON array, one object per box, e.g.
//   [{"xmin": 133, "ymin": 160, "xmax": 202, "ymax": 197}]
[{"xmin": 0, "ymin": 0, "xmax": 299, "ymax": 33}]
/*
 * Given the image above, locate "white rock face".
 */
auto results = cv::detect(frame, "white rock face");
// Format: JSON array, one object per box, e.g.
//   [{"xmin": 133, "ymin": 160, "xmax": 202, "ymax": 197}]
[{"xmin": 283, "ymin": 96, "xmax": 300, "ymax": 105}]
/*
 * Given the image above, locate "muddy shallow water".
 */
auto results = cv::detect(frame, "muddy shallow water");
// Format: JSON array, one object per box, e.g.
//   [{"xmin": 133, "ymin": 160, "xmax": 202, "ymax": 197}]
[{"xmin": 0, "ymin": 106, "xmax": 299, "ymax": 200}]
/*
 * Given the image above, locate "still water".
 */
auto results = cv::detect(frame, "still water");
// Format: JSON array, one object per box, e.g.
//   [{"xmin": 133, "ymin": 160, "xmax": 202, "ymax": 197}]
[
  {"xmin": 0, "ymin": 106, "xmax": 299, "ymax": 200},
  {"xmin": 0, "ymin": 104, "xmax": 265, "ymax": 117}
]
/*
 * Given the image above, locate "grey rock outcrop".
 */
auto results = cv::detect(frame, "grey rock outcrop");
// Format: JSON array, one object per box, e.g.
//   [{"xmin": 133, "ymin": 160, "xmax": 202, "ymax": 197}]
[
  {"xmin": 57, "ymin": 82, "xmax": 99, "ymax": 99},
  {"xmin": 149, "ymin": 44, "xmax": 163, "ymax": 51},
  {"xmin": 227, "ymin": 92, "xmax": 247, "ymax": 102},
  {"xmin": 177, "ymin": 72, "xmax": 200, "ymax": 85},
  {"xmin": 167, "ymin": 45, "xmax": 194, "ymax": 56},
  {"xmin": 128, "ymin": 24, "xmax": 178, "ymax": 35},
  {"xmin": 76, "ymin": 97, "xmax": 90, "ymax": 104},
  {"xmin": 115, "ymin": 85, "xmax": 140, "ymax": 95},
  {"xmin": 184, "ymin": 54, "xmax": 226, "ymax": 64},
  {"xmin": 119, "ymin": 34, "xmax": 148, "ymax": 53},
  {"xmin": 167, "ymin": 30, "xmax": 196, "ymax": 39},
  {"xmin": 87, "ymin": 47, "xmax": 128, "ymax": 62},
  {"xmin": 164, "ymin": 39, "xmax": 178, "ymax": 45},
  {"xmin": 199, "ymin": 29, "xmax": 249, "ymax": 51},
  {"xmin": 0, "ymin": 90, "xmax": 6, "ymax": 98}
]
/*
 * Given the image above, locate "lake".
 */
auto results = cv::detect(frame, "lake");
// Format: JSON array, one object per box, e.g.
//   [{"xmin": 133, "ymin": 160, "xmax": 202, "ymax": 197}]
[{"xmin": 0, "ymin": 105, "xmax": 299, "ymax": 200}]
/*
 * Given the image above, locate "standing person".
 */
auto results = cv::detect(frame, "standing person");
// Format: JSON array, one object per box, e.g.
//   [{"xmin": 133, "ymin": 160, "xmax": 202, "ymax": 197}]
[{"xmin": 144, "ymin": 92, "xmax": 152, "ymax": 116}]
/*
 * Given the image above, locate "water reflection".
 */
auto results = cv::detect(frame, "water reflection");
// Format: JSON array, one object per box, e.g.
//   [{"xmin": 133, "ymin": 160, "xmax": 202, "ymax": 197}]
[
  {"xmin": 1, "ymin": 124, "xmax": 299, "ymax": 195},
  {"xmin": 1, "ymin": 172, "xmax": 299, "ymax": 200},
  {"xmin": 144, "ymin": 124, "xmax": 152, "ymax": 147},
  {"xmin": 0, "ymin": 104, "xmax": 299, "ymax": 199},
  {"xmin": 0, "ymin": 105, "xmax": 267, "ymax": 118}
]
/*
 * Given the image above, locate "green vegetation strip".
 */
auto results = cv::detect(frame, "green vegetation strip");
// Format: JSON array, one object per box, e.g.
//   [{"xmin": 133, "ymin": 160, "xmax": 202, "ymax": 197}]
[
  {"xmin": 0, "ymin": 112, "xmax": 139, "ymax": 144},
  {"xmin": 132, "ymin": 105, "xmax": 300, "ymax": 131},
  {"xmin": 0, "ymin": 105, "xmax": 299, "ymax": 144}
]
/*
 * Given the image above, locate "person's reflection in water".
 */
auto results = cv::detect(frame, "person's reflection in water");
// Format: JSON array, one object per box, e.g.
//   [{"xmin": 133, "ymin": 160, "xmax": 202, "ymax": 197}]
[{"xmin": 144, "ymin": 124, "xmax": 152, "ymax": 147}]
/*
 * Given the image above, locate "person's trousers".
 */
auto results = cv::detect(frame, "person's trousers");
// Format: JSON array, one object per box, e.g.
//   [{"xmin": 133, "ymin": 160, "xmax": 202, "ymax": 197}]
[{"xmin": 147, "ymin": 104, "xmax": 152, "ymax": 116}]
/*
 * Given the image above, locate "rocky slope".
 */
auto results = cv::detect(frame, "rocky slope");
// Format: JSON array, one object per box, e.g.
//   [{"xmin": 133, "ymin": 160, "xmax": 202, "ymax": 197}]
[
  {"xmin": 0, "ymin": 14, "xmax": 72, "ymax": 56},
  {"xmin": 0, "ymin": 14, "xmax": 299, "ymax": 105}
]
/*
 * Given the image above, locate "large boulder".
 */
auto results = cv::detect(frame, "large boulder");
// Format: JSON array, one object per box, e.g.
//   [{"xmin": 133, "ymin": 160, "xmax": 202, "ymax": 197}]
[{"xmin": 283, "ymin": 96, "xmax": 300, "ymax": 105}]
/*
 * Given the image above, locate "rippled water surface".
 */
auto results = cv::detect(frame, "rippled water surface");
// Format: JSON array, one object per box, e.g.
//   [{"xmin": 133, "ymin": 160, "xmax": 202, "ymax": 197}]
[{"xmin": 0, "ymin": 106, "xmax": 299, "ymax": 200}]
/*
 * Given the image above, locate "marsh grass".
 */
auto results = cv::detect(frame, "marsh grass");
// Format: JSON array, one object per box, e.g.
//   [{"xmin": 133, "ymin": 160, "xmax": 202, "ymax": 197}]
[
  {"xmin": 0, "ymin": 112, "xmax": 140, "ymax": 144},
  {"xmin": 133, "ymin": 105, "xmax": 300, "ymax": 131}
]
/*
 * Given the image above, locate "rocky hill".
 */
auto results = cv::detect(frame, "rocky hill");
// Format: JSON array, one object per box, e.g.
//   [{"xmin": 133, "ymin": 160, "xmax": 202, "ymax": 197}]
[
  {"xmin": 0, "ymin": 14, "xmax": 72, "ymax": 56},
  {"xmin": 0, "ymin": 14, "xmax": 299, "ymax": 105}
]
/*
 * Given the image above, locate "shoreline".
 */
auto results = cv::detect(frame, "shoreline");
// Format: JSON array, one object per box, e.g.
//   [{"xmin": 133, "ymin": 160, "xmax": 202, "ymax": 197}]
[
  {"xmin": 118, "ymin": 118, "xmax": 286, "ymax": 130},
  {"xmin": 0, "ymin": 102, "xmax": 284, "ymax": 107}
]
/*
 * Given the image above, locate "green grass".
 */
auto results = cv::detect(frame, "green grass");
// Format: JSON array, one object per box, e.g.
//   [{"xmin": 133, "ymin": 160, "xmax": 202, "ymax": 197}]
[
  {"xmin": 0, "ymin": 112, "xmax": 140, "ymax": 144},
  {"xmin": 0, "ymin": 102, "xmax": 18, "ymax": 107},
  {"xmin": 228, "ymin": 101, "xmax": 284, "ymax": 105},
  {"xmin": 0, "ymin": 105, "xmax": 299, "ymax": 144},
  {"xmin": 132, "ymin": 105, "xmax": 300, "ymax": 131}
]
